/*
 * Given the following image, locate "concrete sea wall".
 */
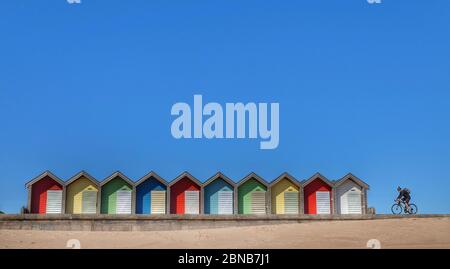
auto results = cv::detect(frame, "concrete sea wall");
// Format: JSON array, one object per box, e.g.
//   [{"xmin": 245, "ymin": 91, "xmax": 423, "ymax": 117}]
[{"xmin": 0, "ymin": 214, "xmax": 448, "ymax": 231}]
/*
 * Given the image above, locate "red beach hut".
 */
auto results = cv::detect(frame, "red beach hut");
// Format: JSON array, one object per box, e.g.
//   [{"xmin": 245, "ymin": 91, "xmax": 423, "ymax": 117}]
[
  {"xmin": 169, "ymin": 172, "xmax": 202, "ymax": 214},
  {"xmin": 303, "ymin": 173, "xmax": 334, "ymax": 214},
  {"xmin": 26, "ymin": 171, "xmax": 65, "ymax": 214}
]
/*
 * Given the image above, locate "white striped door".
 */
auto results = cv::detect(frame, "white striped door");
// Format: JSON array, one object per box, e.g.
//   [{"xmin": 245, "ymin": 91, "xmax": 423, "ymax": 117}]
[
  {"xmin": 218, "ymin": 191, "xmax": 233, "ymax": 215},
  {"xmin": 316, "ymin": 191, "xmax": 331, "ymax": 214},
  {"xmin": 82, "ymin": 191, "xmax": 97, "ymax": 214},
  {"xmin": 340, "ymin": 193, "xmax": 349, "ymax": 214},
  {"xmin": 185, "ymin": 191, "xmax": 200, "ymax": 214},
  {"xmin": 346, "ymin": 192, "xmax": 362, "ymax": 214},
  {"xmin": 251, "ymin": 191, "xmax": 266, "ymax": 214},
  {"xmin": 116, "ymin": 190, "xmax": 132, "ymax": 214},
  {"xmin": 151, "ymin": 190, "xmax": 166, "ymax": 214},
  {"xmin": 284, "ymin": 191, "xmax": 299, "ymax": 214},
  {"xmin": 46, "ymin": 190, "xmax": 63, "ymax": 214}
]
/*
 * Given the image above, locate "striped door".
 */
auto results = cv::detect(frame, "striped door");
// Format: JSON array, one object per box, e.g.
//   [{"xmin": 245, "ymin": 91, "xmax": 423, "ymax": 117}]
[
  {"xmin": 284, "ymin": 191, "xmax": 299, "ymax": 214},
  {"xmin": 218, "ymin": 191, "xmax": 233, "ymax": 215},
  {"xmin": 185, "ymin": 191, "xmax": 200, "ymax": 214},
  {"xmin": 116, "ymin": 190, "xmax": 132, "ymax": 214},
  {"xmin": 251, "ymin": 191, "xmax": 266, "ymax": 214},
  {"xmin": 346, "ymin": 192, "xmax": 362, "ymax": 214},
  {"xmin": 316, "ymin": 191, "xmax": 331, "ymax": 214},
  {"xmin": 46, "ymin": 190, "xmax": 63, "ymax": 214},
  {"xmin": 151, "ymin": 190, "xmax": 166, "ymax": 214},
  {"xmin": 81, "ymin": 191, "xmax": 97, "ymax": 214}
]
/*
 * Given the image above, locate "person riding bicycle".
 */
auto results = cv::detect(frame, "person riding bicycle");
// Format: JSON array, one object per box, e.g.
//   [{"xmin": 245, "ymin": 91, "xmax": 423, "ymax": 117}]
[{"xmin": 396, "ymin": 186, "xmax": 411, "ymax": 211}]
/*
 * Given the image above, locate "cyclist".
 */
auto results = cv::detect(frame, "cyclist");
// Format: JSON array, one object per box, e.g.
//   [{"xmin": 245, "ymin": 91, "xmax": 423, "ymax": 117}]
[{"xmin": 396, "ymin": 186, "xmax": 411, "ymax": 212}]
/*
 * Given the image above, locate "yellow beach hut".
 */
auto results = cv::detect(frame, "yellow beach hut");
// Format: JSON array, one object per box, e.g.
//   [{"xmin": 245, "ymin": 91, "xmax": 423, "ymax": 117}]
[
  {"xmin": 65, "ymin": 171, "xmax": 100, "ymax": 214},
  {"xmin": 270, "ymin": 173, "xmax": 302, "ymax": 214}
]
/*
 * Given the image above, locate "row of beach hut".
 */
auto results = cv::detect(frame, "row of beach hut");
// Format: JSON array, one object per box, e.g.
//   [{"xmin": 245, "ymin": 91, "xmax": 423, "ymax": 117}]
[{"xmin": 25, "ymin": 171, "xmax": 370, "ymax": 215}]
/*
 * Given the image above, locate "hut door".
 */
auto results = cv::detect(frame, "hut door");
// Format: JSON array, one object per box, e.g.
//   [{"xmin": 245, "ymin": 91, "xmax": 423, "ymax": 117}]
[
  {"xmin": 346, "ymin": 191, "xmax": 362, "ymax": 214},
  {"xmin": 185, "ymin": 191, "xmax": 200, "ymax": 214},
  {"xmin": 46, "ymin": 190, "xmax": 63, "ymax": 214},
  {"xmin": 116, "ymin": 190, "xmax": 132, "ymax": 214},
  {"xmin": 82, "ymin": 190, "xmax": 97, "ymax": 214},
  {"xmin": 151, "ymin": 190, "xmax": 166, "ymax": 214},
  {"xmin": 284, "ymin": 191, "xmax": 299, "ymax": 214},
  {"xmin": 316, "ymin": 191, "xmax": 331, "ymax": 214},
  {"xmin": 251, "ymin": 191, "xmax": 266, "ymax": 214},
  {"xmin": 218, "ymin": 191, "xmax": 233, "ymax": 215}
]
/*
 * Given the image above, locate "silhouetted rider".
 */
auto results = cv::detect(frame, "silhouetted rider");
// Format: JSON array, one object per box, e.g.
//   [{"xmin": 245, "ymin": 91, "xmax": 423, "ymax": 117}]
[{"xmin": 396, "ymin": 186, "xmax": 411, "ymax": 210}]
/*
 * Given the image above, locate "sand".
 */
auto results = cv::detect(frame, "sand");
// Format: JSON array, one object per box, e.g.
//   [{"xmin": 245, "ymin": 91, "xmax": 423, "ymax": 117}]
[{"xmin": 1, "ymin": 217, "xmax": 449, "ymax": 249}]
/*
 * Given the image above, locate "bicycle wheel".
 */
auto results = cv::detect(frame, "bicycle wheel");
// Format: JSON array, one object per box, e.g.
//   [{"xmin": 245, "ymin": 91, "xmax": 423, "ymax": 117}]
[
  {"xmin": 408, "ymin": 204, "xmax": 418, "ymax": 214},
  {"xmin": 391, "ymin": 203, "xmax": 403, "ymax": 214}
]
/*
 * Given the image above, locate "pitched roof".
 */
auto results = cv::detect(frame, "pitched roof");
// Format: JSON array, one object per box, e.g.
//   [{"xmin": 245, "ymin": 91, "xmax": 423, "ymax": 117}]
[
  {"xmin": 135, "ymin": 171, "xmax": 168, "ymax": 187},
  {"xmin": 335, "ymin": 173, "xmax": 370, "ymax": 189},
  {"xmin": 203, "ymin": 172, "xmax": 236, "ymax": 188},
  {"xmin": 168, "ymin": 171, "xmax": 203, "ymax": 187},
  {"xmin": 65, "ymin": 170, "xmax": 99, "ymax": 187},
  {"xmin": 237, "ymin": 172, "xmax": 269, "ymax": 188},
  {"xmin": 25, "ymin": 170, "xmax": 65, "ymax": 188},
  {"xmin": 302, "ymin": 172, "xmax": 334, "ymax": 187},
  {"xmin": 270, "ymin": 172, "xmax": 301, "ymax": 188},
  {"xmin": 100, "ymin": 171, "xmax": 134, "ymax": 187}
]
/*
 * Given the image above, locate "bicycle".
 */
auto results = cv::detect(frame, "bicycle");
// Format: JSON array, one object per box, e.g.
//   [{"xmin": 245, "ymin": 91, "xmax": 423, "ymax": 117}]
[{"xmin": 391, "ymin": 199, "xmax": 418, "ymax": 215}]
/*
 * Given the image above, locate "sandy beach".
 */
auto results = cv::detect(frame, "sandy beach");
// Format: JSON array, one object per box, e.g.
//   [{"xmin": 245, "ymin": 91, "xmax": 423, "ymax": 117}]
[{"xmin": 1, "ymin": 217, "xmax": 449, "ymax": 249}]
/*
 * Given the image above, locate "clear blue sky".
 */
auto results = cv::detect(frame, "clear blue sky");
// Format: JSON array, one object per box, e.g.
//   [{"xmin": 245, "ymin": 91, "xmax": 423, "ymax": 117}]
[{"xmin": 0, "ymin": 1, "xmax": 449, "ymax": 214}]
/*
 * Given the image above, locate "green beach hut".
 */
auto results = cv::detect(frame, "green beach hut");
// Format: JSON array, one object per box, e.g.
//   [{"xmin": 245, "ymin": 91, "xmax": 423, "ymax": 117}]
[
  {"xmin": 100, "ymin": 171, "xmax": 134, "ymax": 214},
  {"xmin": 237, "ymin": 173, "xmax": 270, "ymax": 214}
]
